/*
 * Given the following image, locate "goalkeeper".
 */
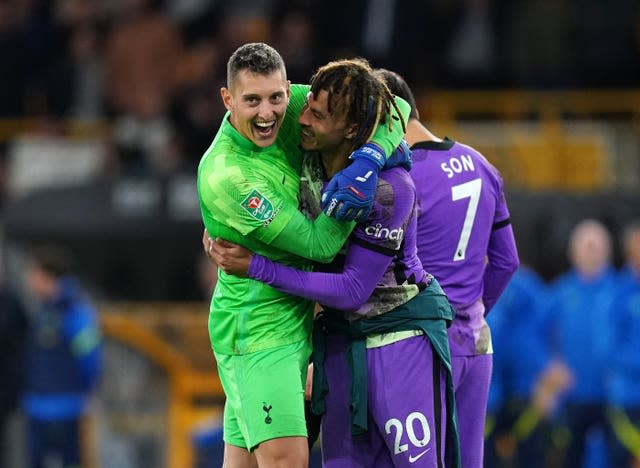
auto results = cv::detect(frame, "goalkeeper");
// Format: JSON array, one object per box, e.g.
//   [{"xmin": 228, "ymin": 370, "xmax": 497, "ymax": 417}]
[{"xmin": 197, "ymin": 43, "xmax": 408, "ymax": 468}]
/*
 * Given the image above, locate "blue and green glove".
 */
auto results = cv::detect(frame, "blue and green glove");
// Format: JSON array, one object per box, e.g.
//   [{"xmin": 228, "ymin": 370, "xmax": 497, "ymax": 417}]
[
  {"xmin": 321, "ymin": 142, "xmax": 384, "ymax": 222},
  {"xmin": 383, "ymin": 140, "xmax": 412, "ymax": 171},
  {"xmin": 322, "ymin": 141, "xmax": 412, "ymax": 221}
]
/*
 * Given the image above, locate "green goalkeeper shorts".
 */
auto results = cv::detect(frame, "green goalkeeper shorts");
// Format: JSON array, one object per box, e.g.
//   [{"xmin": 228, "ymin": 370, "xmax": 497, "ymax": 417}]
[{"xmin": 214, "ymin": 338, "xmax": 311, "ymax": 450}]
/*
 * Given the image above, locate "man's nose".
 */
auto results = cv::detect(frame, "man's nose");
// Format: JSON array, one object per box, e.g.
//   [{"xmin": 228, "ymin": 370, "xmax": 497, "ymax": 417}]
[
  {"xmin": 298, "ymin": 106, "xmax": 310, "ymax": 125},
  {"xmin": 258, "ymin": 101, "xmax": 276, "ymax": 118}
]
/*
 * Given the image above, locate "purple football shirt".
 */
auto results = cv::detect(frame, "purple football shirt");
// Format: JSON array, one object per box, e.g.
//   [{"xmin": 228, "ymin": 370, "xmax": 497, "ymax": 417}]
[
  {"xmin": 249, "ymin": 156, "xmax": 430, "ymax": 319},
  {"xmin": 410, "ymin": 138, "xmax": 518, "ymax": 313}
]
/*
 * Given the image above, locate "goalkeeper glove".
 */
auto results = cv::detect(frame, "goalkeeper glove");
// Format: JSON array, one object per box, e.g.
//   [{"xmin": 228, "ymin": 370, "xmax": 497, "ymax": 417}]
[
  {"xmin": 321, "ymin": 143, "xmax": 384, "ymax": 222},
  {"xmin": 383, "ymin": 140, "xmax": 412, "ymax": 171}
]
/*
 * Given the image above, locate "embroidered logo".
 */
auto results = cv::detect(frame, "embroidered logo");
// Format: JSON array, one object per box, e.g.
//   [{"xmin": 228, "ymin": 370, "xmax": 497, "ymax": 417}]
[
  {"xmin": 262, "ymin": 403, "xmax": 273, "ymax": 424},
  {"xmin": 408, "ymin": 448, "xmax": 430, "ymax": 463},
  {"xmin": 241, "ymin": 189, "xmax": 275, "ymax": 223}
]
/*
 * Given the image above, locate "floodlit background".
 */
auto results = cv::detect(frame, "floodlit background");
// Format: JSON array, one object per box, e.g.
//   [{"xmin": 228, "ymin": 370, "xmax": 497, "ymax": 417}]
[{"xmin": 1, "ymin": 0, "xmax": 639, "ymax": 467}]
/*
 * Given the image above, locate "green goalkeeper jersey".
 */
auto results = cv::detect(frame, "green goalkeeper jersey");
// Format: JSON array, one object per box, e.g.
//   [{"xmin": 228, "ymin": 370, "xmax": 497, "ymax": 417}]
[{"xmin": 198, "ymin": 84, "xmax": 408, "ymax": 355}]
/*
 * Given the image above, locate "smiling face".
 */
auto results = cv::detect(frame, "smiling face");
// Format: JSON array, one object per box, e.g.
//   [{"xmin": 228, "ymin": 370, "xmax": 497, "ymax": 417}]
[
  {"xmin": 221, "ymin": 69, "xmax": 290, "ymax": 147},
  {"xmin": 298, "ymin": 90, "xmax": 356, "ymax": 159}
]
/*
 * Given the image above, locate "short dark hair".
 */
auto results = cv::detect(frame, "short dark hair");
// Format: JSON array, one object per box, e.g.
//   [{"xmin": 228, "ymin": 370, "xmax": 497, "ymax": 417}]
[
  {"xmin": 226, "ymin": 43, "xmax": 286, "ymax": 87},
  {"xmin": 373, "ymin": 68, "xmax": 419, "ymax": 120},
  {"xmin": 31, "ymin": 245, "xmax": 75, "ymax": 279}
]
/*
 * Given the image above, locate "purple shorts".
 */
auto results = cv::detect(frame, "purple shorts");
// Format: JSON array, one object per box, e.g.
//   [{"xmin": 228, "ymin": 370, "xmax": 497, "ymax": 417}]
[{"xmin": 321, "ymin": 334, "xmax": 448, "ymax": 467}]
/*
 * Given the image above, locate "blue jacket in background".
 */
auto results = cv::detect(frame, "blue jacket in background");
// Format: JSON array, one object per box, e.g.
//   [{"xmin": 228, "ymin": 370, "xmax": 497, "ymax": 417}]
[
  {"xmin": 22, "ymin": 277, "xmax": 102, "ymax": 420},
  {"xmin": 608, "ymin": 266, "xmax": 640, "ymax": 407},
  {"xmin": 488, "ymin": 267, "xmax": 550, "ymax": 408},
  {"xmin": 544, "ymin": 266, "xmax": 617, "ymax": 403}
]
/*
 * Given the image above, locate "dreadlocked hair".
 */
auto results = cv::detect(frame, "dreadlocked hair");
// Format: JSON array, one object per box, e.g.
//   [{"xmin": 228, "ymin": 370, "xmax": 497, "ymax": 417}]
[{"xmin": 309, "ymin": 58, "xmax": 406, "ymax": 150}]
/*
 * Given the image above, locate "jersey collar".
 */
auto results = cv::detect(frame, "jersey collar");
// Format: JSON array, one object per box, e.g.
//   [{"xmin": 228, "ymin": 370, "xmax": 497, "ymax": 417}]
[
  {"xmin": 221, "ymin": 112, "xmax": 276, "ymax": 152},
  {"xmin": 410, "ymin": 137, "xmax": 455, "ymax": 151}
]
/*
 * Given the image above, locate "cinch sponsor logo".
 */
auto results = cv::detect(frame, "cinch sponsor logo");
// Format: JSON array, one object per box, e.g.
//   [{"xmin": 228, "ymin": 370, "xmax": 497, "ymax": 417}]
[{"xmin": 364, "ymin": 223, "xmax": 404, "ymax": 241}]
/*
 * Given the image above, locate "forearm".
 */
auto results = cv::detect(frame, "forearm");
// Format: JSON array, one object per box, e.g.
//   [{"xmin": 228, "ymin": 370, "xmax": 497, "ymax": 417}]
[
  {"xmin": 264, "ymin": 211, "xmax": 355, "ymax": 263},
  {"xmin": 369, "ymin": 96, "xmax": 410, "ymax": 156},
  {"xmin": 78, "ymin": 349, "xmax": 101, "ymax": 388},
  {"xmin": 208, "ymin": 209, "xmax": 354, "ymax": 264},
  {"xmin": 248, "ymin": 244, "xmax": 392, "ymax": 310},
  {"xmin": 483, "ymin": 224, "xmax": 519, "ymax": 313},
  {"xmin": 67, "ymin": 311, "xmax": 102, "ymax": 389}
]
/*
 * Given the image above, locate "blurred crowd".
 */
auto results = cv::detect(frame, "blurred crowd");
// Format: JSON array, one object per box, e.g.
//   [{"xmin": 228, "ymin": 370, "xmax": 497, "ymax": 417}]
[
  {"xmin": 485, "ymin": 218, "xmax": 640, "ymax": 468},
  {"xmin": 4, "ymin": 217, "xmax": 640, "ymax": 466},
  {"xmin": 2, "ymin": 1, "xmax": 640, "ymax": 466},
  {"xmin": 0, "ymin": 0, "xmax": 639, "ymax": 189}
]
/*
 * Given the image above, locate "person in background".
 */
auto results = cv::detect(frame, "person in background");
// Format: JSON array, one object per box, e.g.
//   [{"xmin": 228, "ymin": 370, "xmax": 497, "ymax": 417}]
[
  {"xmin": 374, "ymin": 68, "xmax": 519, "ymax": 468},
  {"xmin": 607, "ymin": 220, "xmax": 640, "ymax": 467},
  {"xmin": 544, "ymin": 219, "xmax": 617, "ymax": 468},
  {"xmin": 104, "ymin": 0, "xmax": 183, "ymax": 175},
  {"xmin": 485, "ymin": 266, "xmax": 572, "ymax": 467},
  {"xmin": 22, "ymin": 245, "xmax": 102, "ymax": 468}
]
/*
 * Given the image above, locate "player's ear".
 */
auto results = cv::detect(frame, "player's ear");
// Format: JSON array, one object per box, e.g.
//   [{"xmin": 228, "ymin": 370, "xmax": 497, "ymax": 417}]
[
  {"xmin": 286, "ymin": 80, "xmax": 291, "ymax": 99},
  {"xmin": 344, "ymin": 124, "xmax": 358, "ymax": 141},
  {"xmin": 221, "ymin": 87, "xmax": 233, "ymax": 111}
]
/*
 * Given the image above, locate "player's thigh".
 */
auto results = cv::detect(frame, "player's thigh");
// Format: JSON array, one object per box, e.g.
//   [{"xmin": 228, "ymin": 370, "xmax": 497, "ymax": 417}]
[
  {"xmin": 452, "ymin": 354, "xmax": 492, "ymax": 468},
  {"xmin": 220, "ymin": 397, "xmax": 248, "ymax": 449},
  {"xmin": 367, "ymin": 336, "xmax": 448, "ymax": 467},
  {"xmin": 254, "ymin": 436, "xmax": 308, "ymax": 468},
  {"xmin": 215, "ymin": 340, "xmax": 311, "ymax": 450},
  {"xmin": 321, "ymin": 334, "xmax": 390, "ymax": 467},
  {"xmin": 223, "ymin": 443, "xmax": 258, "ymax": 468},
  {"xmin": 452, "ymin": 354, "xmax": 492, "ymax": 427}
]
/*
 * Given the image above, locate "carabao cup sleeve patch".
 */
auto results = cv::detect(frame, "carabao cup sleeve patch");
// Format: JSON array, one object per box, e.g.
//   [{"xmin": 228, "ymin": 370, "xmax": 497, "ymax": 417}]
[{"xmin": 240, "ymin": 189, "xmax": 276, "ymax": 223}]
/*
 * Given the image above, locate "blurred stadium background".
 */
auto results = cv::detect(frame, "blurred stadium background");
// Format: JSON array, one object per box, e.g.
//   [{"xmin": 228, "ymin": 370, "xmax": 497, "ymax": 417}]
[{"xmin": 1, "ymin": 0, "xmax": 639, "ymax": 467}]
